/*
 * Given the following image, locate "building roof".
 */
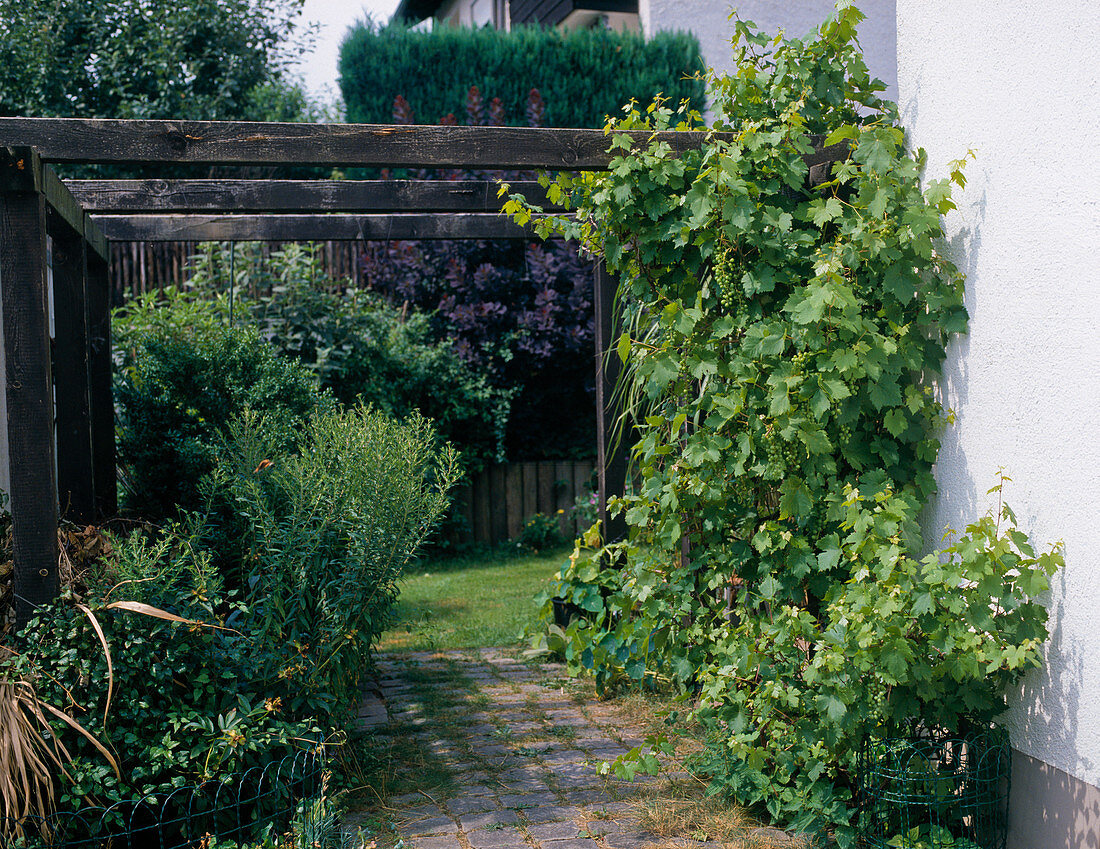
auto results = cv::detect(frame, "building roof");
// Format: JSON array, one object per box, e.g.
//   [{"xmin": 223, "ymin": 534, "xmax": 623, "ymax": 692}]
[{"xmin": 392, "ymin": 0, "xmax": 445, "ymax": 23}]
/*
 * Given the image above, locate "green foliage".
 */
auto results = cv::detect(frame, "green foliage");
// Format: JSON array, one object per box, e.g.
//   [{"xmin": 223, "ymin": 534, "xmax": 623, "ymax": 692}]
[
  {"xmin": 5, "ymin": 527, "xmax": 313, "ymax": 811},
  {"xmin": 339, "ymin": 21, "xmax": 705, "ymax": 128},
  {"xmin": 510, "ymin": 7, "xmax": 1063, "ymax": 844},
  {"xmin": 113, "ymin": 298, "xmax": 325, "ymax": 519},
  {"xmin": 204, "ymin": 405, "xmax": 459, "ymax": 718},
  {"xmin": 0, "ymin": 0, "xmax": 317, "ymax": 121},
  {"xmin": 515, "ymin": 512, "xmax": 564, "ymax": 553},
  {"xmin": 185, "ymin": 242, "xmax": 509, "ymax": 475}
]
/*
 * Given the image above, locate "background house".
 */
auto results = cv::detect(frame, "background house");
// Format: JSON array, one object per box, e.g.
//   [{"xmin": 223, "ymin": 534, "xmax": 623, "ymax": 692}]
[{"xmin": 392, "ymin": 0, "xmax": 898, "ymax": 97}]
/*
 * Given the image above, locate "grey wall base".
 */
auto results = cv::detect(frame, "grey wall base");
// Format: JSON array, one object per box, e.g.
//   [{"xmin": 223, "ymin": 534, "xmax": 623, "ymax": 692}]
[{"xmin": 1009, "ymin": 749, "xmax": 1100, "ymax": 849}]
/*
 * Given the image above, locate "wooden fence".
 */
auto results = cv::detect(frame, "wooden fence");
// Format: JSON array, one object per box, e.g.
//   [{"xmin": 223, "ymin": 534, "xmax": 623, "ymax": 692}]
[
  {"xmin": 451, "ymin": 459, "xmax": 595, "ymax": 547},
  {"xmin": 109, "ymin": 240, "xmax": 364, "ymax": 300}
]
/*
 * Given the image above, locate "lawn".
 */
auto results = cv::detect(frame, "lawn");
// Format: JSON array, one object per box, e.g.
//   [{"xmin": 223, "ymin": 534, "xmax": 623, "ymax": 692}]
[{"xmin": 379, "ymin": 545, "xmax": 569, "ymax": 651}]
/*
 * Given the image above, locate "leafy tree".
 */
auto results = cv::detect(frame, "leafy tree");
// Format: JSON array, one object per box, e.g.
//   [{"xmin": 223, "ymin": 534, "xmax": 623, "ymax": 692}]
[{"xmin": 0, "ymin": 0, "xmax": 317, "ymax": 120}]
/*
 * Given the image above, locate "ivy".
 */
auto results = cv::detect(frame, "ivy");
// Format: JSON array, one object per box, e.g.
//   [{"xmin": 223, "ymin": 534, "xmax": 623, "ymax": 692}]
[{"xmin": 512, "ymin": 6, "xmax": 1062, "ymax": 845}]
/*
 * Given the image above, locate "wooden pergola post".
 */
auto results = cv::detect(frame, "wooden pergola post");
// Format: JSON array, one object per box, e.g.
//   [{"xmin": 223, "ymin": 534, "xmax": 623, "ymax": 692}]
[
  {"xmin": 49, "ymin": 207, "xmax": 96, "ymax": 523},
  {"xmin": 1, "ymin": 148, "xmax": 59, "ymax": 623},
  {"xmin": 85, "ymin": 237, "xmax": 116, "ymax": 520},
  {"xmin": 594, "ymin": 261, "xmax": 627, "ymax": 544}
]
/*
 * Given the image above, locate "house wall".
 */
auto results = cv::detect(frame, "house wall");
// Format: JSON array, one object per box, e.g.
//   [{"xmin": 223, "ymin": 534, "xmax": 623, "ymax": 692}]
[
  {"xmin": 639, "ymin": 0, "xmax": 897, "ymax": 100},
  {"xmin": 895, "ymin": 3, "xmax": 1100, "ymax": 847},
  {"xmin": 435, "ymin": 0, "xmax": 506, "ymax": 27}
]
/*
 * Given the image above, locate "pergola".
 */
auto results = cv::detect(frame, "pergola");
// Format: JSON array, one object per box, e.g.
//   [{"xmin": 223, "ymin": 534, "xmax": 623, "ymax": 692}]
[{"xmin": 0, "ymin": 118, "xmax": 845, "ymax": 625}]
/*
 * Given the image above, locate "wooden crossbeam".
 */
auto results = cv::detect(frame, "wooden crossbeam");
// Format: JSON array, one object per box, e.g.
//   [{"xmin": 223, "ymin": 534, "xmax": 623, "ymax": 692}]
[
  {"xmin": 91, "ymin": 212, "xmax": 553, "ymax": 242},
  {"xmin": 0, "ymin": 118, "xmax": 847, "ymax": 173},
  {"xmin": 67, "ymin": 179, "xmax": 557, "ymax": 214}
]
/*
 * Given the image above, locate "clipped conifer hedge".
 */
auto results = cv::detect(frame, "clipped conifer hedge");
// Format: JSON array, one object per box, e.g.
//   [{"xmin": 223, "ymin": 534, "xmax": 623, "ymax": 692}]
[{"xmin": 338, "ymin": 21, "xmax": 706, "ymax": 128}]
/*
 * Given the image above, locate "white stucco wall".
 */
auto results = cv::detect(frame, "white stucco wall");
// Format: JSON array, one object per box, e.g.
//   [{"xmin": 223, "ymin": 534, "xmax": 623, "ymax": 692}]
[
  {"xmin": 896, "ymin": 2, "xmax": 1100, "ymax": 788},
  {"xmin": 640, "ymin": 0, "xmax": 897, "ymax": 99}
]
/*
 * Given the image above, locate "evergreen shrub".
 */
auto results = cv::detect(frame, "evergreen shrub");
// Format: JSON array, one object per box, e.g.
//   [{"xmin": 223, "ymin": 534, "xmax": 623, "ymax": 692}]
[
  {"xmin": 113, "ymin": 306, "xmax": 325, "ymax": 520},
  {"xmin": 338, "ymin": 21, "xmax": 706, "ymax": 128}
]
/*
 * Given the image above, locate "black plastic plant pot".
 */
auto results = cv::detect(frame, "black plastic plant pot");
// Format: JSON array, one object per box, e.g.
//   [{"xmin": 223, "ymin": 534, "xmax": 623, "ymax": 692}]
[
  {"xmin": 857, "ymin": 725, "xmax": 1010, "ymax": 849},
  {"xmin": 551, "ymin": 596, "xmax": 585, "ymax": 628}
]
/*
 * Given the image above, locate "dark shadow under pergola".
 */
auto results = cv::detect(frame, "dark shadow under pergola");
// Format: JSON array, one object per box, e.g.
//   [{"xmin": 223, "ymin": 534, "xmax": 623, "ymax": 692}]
[{"xmin": 0, "ymin": 118, "xmax": 846, "ymax": 625}]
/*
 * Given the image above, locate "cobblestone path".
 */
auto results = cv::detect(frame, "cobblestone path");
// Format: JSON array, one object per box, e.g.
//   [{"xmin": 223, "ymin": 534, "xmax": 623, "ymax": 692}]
[{"xmin": 353, "ymin": 649, "xmax": 799, "ymax": 849}]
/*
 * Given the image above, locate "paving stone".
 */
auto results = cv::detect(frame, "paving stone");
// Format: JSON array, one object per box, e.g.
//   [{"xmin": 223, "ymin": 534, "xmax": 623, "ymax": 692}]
[
  {"xmin": 534, "ymin": 840, "xmax": 599, "ymax": 849},
  {"xmin": 405, "ymin": 837, "xmax": 463, "ymax": 849},
  {"xmin": 600, "ymin": 831, "xmax": 664, "ymax": 849},
  {"xmin": 446, "ymin": 797, "xmax": 501, "ymax": 816},
  {"xmin": 499, "ymin": 791, "xmax": 558, "ymax": 808},
  {"xmin": 464, "ymin": 827, "xmax": 528, "ymax": 849},
  {"xmin": 458, "ymin": 810, "xmax": 521, "ymax": 831},
  {"xmin": 524, "ymin": 820, "xmax": 582, "ymax": 841},
  {"xmin": 401, "ymin": 816, "xmax": 457, "ymax": 836},
  {"xmin": 402, "ymin": 804, "xmax": 449, "ymax": 820},
  {"xmin": 542, "ymin": 750, "xmax": 587, "ymax": 765},
  {"xmin": 522, "ymin": 804, "xmax": 584, "ymax": 823},
  {"xmin": 559, "ymin": 788, "xmax": 616, "ymax": 806}
]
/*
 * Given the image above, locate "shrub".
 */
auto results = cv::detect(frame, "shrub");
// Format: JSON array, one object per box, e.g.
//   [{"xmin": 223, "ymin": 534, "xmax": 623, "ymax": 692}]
[
  {"xmin": 360, "ymin": 237, "xmax": 596, "ymax": 461},
  {"xmin": 204, "ymin": 405, "xmax": 459, "ymax": 718},
  {"xmin": 3, "ymin": 526, "xmax": 313, "ymax": 817},
  {"xmin": 159, "ymin": 242, "xmax": 510, "ymax": 475},
  {"xmin": 339, "ymin": 21, "xmax": 705, "ymax": 129},
  {"xmin": 512, "ymin": 7, "xmax": 1063, "ymax": 845},
  {"xmin": 113, "ymin": 293, "xmax": 327, "ymax": 519}
]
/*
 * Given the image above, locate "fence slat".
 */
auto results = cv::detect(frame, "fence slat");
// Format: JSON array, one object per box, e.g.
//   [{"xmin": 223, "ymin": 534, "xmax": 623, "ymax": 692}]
[
  {"xmin": 505, "ymin": 464, "xmax": 523, "ymax": 540},
  {"xmin": 489, "ymin": 465, "xmax": 508, "ymax": 544}
]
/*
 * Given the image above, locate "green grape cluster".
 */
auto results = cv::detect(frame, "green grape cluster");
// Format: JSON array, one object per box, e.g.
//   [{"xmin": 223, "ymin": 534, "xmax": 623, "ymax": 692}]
[
  {"xmin": 801, "ymin": 498, "xmax": 830, "ymax": 536},
  {"xmin": 791, "ymin": 350, "xmax": 813, "ymax": 373},
  {"xmin": 761, "ymin": 421, "xmax": 802, "ymax": 479},
  {"xmin": 713, "ymin": 245, "xmax": 747, "ymax": 315},
  {"xmin": 867, "ymin": 680, "xmax": 889, "ymax": 715},
  {"xmin": 835, "ymin": 420, "xmax": 854, "ymax": 449}
]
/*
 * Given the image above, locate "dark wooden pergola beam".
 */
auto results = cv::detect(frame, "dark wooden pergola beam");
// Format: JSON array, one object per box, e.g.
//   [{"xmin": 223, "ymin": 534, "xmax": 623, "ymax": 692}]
[
  {"xmin": 0, "ymin": 118, "xmax": 845, "ymax": 173},
  {"xmin": 0, "ymin": 147, "xmax": 108, "ymax": 261},
  {"xmin": 91, "ymin": 212, "xmax": 554, "ymax": 242},
  {"xmin": 67, "ymin": 179, "xmax": 560, "ymax": 214}
]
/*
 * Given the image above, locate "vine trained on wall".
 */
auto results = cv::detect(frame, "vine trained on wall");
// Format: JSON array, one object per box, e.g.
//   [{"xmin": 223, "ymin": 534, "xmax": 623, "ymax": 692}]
[{"xmin": 504, "ymin": 5, "xmax": 1063, "ymax": 844}]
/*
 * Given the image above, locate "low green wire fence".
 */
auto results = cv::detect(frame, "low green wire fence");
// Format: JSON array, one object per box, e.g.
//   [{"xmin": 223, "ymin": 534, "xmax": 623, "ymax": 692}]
[
  {"xmin": 858, "ymin": 725, "xmax": 1009, "ymax": 849},
  {"xmin": 1, "ymin": 745, "xmax": 324, "ymax": 849}
]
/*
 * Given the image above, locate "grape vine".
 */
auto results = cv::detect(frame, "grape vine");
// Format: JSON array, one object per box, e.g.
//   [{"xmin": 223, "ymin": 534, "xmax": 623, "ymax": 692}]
[{"xmin": 506, "ymin": 6, "xmax": 1062, "ymax": 845}]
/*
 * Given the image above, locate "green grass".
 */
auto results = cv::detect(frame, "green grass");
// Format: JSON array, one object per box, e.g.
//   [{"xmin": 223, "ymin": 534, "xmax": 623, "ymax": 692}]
[{"xmin": 379, "ymin": 545, "xmax": 569, "ymax": 651}]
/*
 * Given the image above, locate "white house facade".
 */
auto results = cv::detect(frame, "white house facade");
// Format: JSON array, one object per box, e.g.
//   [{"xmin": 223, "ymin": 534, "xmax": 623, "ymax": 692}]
[{"xmin": 896, "ymin": 3, "xmax": 1100, "ymax": 847}]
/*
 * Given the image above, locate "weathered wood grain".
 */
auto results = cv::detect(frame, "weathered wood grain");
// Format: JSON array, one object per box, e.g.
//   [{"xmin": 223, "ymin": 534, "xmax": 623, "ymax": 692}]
[
  {"xmin": 593, "ymin": 261, "xmax": 627, "ymax": 544},
  {"xmin": 91, "ymin": 213, "xmax": 549, "ymax": 242},
  {"xmin": 1, "ymin": 150, "xmax": 59, "ymax": 624},
  {"xmin": 0, "ymin": 119, "xmax": 846, "ymax": 173},
  {"xmin": 86, "ymin": 251, "xmax": 117, "ymax": 520},
  {"xmin": 66, "ymin": 179, "xmax": 558, "ymax": 213},
  {"xmin": 48, "ymin": 214, "xmax": 96, "ymax": 524}
]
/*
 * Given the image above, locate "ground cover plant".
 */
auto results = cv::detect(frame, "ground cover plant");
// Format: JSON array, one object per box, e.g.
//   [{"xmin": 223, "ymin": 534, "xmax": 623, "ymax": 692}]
[{"xmin": 507, "ymin": 6, "xmax": 1063, "ymax": 845}]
